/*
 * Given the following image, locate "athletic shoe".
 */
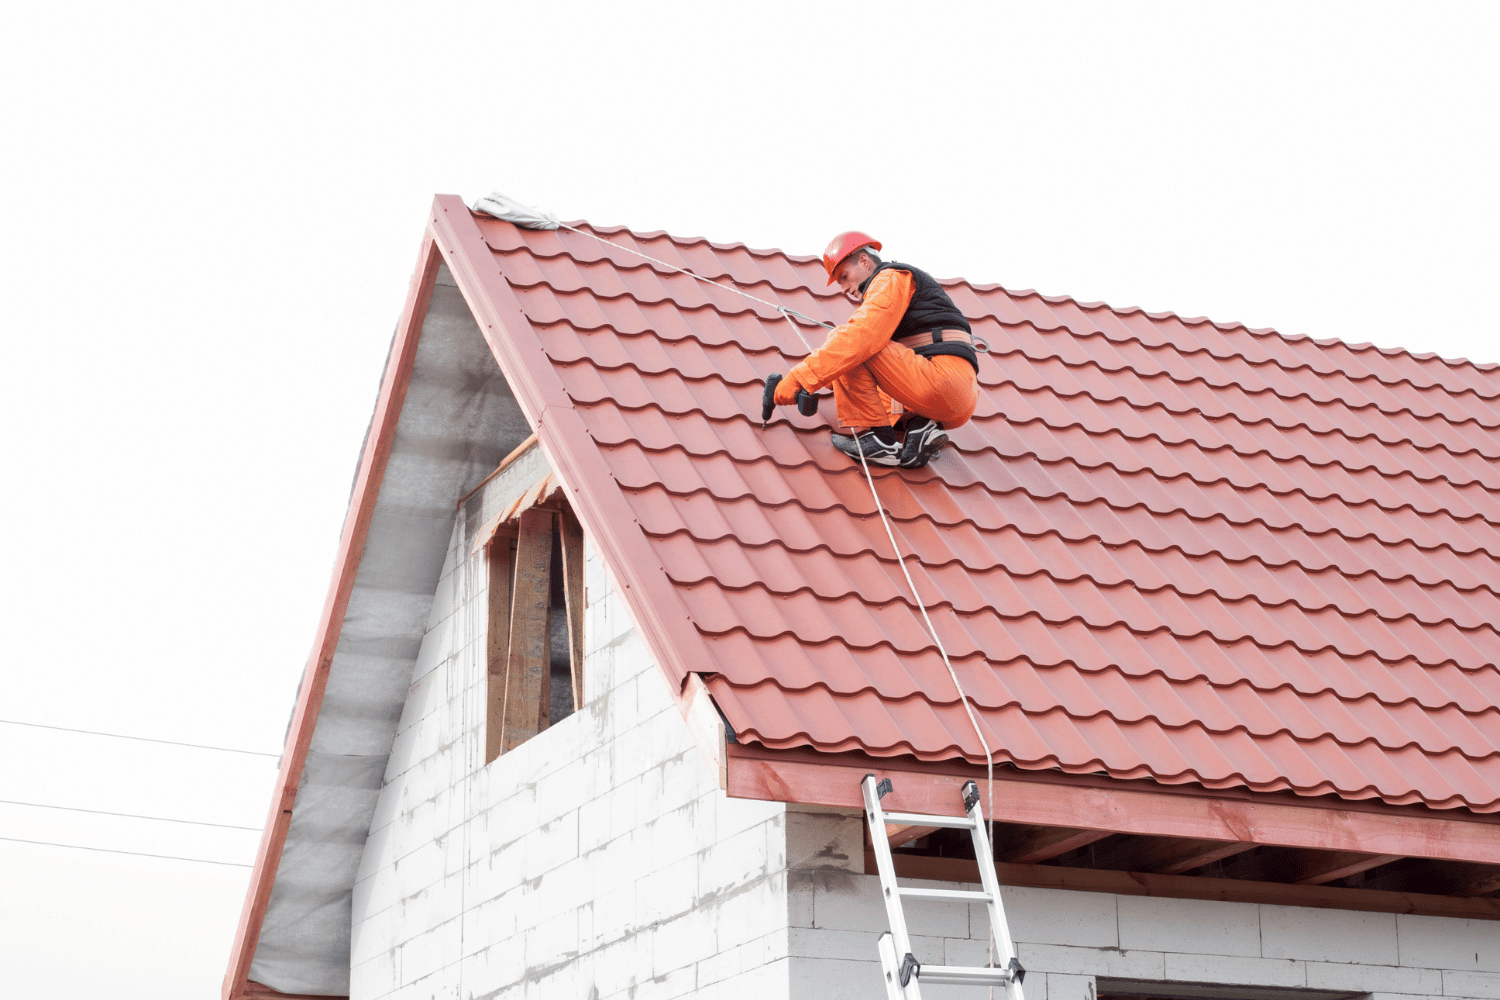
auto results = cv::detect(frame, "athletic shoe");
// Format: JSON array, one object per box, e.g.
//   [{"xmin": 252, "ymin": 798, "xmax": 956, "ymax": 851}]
[
  {"xmin": 898, "ymin": 416, "xmax": 948, "ymax": 468},
  {"xmin": 830, "ymin": 430, "xmax": 902, "ymax": 466}
]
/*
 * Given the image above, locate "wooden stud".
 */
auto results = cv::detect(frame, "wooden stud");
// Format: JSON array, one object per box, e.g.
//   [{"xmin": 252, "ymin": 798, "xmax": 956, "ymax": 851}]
[
  {"xmin": 558, "ymin": 503, "xmax": 586, "ymax": 711},
  {"xmin": 1290, "ymin": 850, "xmax": 1404, "ymax": 886},
  {"xmin": 501, "ymin": 508, "xmax": 553, "ymax": 751},
  {"xmin": 484, "ymin": 526, "xmax": 517, "ymax": 765}
]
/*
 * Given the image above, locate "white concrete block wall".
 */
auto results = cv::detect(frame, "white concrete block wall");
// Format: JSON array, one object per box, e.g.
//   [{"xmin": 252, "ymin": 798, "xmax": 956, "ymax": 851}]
[
  {"xmin": 788, "ymin": 865, "xmax": 1500, "ymax": 1000},
  {"xmin": 350, "ymin": 515, "xmax": 789, "ymax": 1000},
  {"xmin": 347, "ymin": 476, "xmax": 1499, "ymax": 1000}
]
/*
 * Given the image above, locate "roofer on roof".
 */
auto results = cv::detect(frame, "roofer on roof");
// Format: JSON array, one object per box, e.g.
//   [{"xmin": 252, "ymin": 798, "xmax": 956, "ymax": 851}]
[{"xmin": 769, "ymin": 231, "xmax": 980, "ymax": 468}]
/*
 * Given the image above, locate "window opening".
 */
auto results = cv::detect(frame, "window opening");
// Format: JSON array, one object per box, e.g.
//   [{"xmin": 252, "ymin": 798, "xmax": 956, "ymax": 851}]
[{"xmin": 484, "ymin": 499, "xmax": 585, "ymax": 764}]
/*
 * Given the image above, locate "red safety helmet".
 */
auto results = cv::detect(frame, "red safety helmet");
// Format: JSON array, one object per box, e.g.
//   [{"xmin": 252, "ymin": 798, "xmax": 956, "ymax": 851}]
[{"xmin": 821, "ymin": 230, "xmax": 882, "ymax": 286}]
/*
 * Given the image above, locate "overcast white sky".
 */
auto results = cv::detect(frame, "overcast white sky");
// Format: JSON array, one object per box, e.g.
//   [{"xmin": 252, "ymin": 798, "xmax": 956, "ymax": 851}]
[{"xmin": 1, "ymin": 2, "xmax": 1496, "ymax": 996}]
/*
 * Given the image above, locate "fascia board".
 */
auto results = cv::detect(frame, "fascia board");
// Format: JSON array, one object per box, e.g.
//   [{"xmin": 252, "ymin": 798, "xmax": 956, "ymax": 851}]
[{"xmin": 727, "ymin": 744, "xmax": 1500, "ymax": 867}]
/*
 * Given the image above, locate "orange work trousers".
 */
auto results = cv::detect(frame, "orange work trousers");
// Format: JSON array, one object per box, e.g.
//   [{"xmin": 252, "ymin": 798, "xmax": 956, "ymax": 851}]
[{"xmin": 829, "ymin": 342, "xmax": 979, "ymax": 430}]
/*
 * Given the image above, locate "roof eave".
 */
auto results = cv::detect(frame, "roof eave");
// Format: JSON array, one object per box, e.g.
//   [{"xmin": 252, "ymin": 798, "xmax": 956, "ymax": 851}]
[{"xmin": 725, "ymin": 742, "xmax": 1500, "ymax": 866}]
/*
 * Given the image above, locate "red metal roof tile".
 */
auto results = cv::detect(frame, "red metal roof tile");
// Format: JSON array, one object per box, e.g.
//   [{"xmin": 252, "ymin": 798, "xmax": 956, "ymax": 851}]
[{"xmin": 467, "ymin": 209, "xmax": 1500, "ymax": 813}]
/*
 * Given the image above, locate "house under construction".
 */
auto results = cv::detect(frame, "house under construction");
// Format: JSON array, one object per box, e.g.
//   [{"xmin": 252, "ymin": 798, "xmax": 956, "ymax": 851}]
[{"xmin": 223, "ymin": 195, "xmax": 1500, "ymax": 1000}]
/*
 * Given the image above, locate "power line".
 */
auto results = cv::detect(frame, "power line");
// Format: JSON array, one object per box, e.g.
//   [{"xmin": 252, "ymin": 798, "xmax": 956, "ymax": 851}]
[
  {"xmin": 0, "ymin": 799, "xmax": 261, "ymax": 831},
  {"xmin": 0, "ymin": 835, "xmax": 251, "ymax": 868},
  {"xmin": 0, "ymin": 719, "xmax": 279, "ymax": 758}
]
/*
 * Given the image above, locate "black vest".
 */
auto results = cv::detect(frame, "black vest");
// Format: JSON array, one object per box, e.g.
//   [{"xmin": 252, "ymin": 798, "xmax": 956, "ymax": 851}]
[{"xmin": 861, "ymin": 261, "xmax": 978, "ymax": 372}]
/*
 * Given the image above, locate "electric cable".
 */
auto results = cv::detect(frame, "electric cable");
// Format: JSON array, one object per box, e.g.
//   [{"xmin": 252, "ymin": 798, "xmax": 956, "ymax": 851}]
[
  {"xmin": 0, "ymin": 718, "xmax": 279, "ymax": 758},
  {"xmin": 0, "ymin": 835, "xmax": 251, "ymax": 867},
  {"xmin": 0, "ymin": 798, "xmax": 261, "ymax": 831}
]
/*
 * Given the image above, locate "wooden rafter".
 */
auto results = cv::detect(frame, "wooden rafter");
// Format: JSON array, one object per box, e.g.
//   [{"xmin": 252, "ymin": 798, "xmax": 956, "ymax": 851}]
[
  {"xmin": 995, "ymin": 825, "xmax": 1111, "ymax": 864},
  {"xmin": 1289, "ymin": 850, "xmax": 1404, "ymax": 885},
  {"xmin": 1083, "ymin": 835, "xmax": 1257, "ymax": 875}
]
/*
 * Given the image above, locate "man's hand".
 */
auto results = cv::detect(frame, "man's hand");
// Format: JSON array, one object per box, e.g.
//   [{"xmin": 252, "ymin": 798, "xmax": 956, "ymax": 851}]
[{"xmin": 772, "ymin": 369, "xmax": 806, "ymax": 406}]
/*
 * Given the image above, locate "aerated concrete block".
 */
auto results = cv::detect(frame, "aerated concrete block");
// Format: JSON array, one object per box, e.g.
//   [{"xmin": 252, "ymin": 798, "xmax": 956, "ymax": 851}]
[
  {"xmin": 1046, "ymin": 972, "xmax": 1097, "ymax": 1000},
  {"xmin": 1443, "ymin": 969, "xmax": 1500, "ymax": 999},
  {"xmin": 1162, "ymin": 952, "xmax": 1306, "ymax": 988},
  {"xmin": 1398, "ymin": 914, "xmax": 1500, "ymax": 973},
  {"xmin": 789, "ymin": 954, "xmax": 887, "ymax": 1000},
  {"xmin": 1015, "ymin": 942, "xmax": 1166, "ymax": 980},
  {"xmin": 1304, "ymin": 959, "xmax": 1440, "ymax": 994},
  {"xmin": 1117, "ymin": 894, "xmax": 1261, "ymax": 958},
  {"xmin": 1002, "ymin": 886, "xmax": 1118, "ymax": 949},
  {"xmin": 1259, "ymin": 903, "xmax": 1397, "ymax": 965}
]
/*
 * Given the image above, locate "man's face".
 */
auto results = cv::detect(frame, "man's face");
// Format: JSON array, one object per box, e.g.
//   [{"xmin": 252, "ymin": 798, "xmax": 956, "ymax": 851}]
[{"xmin": 833, "ymin": 251, "xmax": 876, "ymax": 300}]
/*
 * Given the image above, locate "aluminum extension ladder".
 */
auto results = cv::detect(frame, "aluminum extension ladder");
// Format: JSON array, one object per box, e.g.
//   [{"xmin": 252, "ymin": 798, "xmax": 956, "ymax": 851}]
[{"xmin": 862, "ymin": 774, "xmax": 1026, "ymax": 999}]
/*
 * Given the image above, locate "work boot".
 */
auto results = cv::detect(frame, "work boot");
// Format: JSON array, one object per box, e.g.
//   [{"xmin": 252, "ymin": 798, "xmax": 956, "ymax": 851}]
[
  {"xmin": 830, "ymin": 428, "xmax": 901, "ymax": 466},
  {"xmin": 898, "ymin": 416, "xmax": 948, "ymax": 468}
]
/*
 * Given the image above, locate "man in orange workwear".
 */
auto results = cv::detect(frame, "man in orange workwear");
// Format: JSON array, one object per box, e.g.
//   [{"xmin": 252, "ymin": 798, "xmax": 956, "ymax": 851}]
[{"xmin": 770, "ymin": 231, "xmax": 980, "ymax": 468}]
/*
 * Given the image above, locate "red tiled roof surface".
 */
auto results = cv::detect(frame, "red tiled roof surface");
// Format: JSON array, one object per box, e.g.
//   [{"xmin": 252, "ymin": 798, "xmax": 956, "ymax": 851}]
[{"xmin": 472, "ymin": 209, "xmax": 1500, "ymax": 813}]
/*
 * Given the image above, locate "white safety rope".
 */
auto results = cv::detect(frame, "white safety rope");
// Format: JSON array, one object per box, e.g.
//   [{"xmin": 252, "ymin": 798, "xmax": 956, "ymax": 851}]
[
  {"xmin": 551, "ymin": 219, "xmax": 1002, "ymax": 973},
  {"xmin": 850, "ymin": 436, "xmax": 999, "ymax": 989}
]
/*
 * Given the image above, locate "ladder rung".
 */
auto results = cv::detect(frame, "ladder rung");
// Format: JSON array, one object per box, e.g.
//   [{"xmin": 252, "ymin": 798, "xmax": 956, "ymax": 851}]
[
  {"xmin": 882, "ymin": 810, "xmax": 976, "ymax": 830},
  {"xmin": 918, "ymin": 965, "xmax": 1015, "ymax": 987},
  {"xmin": 899, "ymin": 886, "xmax": 991, "ymax": 903}
]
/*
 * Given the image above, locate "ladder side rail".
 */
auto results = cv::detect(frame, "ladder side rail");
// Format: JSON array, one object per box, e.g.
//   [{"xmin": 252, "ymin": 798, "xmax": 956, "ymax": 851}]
[
  {"xmin": 876, "ymin": 932, "xmax": 906, "ymax": 1000},
  {"xmin": 965, "ymin": 782, "xmax": 1026, "ymax": 1000},
  {"xmin": 862, "ymin": 775, "xmax": 923, "ymax": 999}
]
